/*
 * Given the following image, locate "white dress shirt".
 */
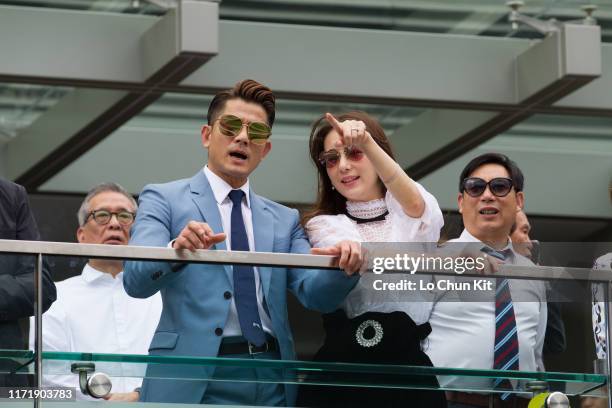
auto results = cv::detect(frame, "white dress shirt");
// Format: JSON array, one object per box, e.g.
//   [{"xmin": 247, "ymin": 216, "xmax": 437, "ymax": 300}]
[
  {"xmin": 29, "ymin": 264, "xmax": 162, "ymax": 400},
  {"xmin": 202, "ymin": 166, "xmax": 274, "ymax": 338},
  {"xmin": 423, "ymin": 229, "xmax": 547, "ymax": 390},
  {"xmin": 305, "ymin": 184, "xmax": 444, "ymax": 324}
]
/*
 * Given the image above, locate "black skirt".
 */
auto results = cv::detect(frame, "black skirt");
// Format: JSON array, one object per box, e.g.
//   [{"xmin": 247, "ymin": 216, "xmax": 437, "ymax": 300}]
[{"xmin": 297, "ymin": 310, "xmax": 447, "ymax": 408}]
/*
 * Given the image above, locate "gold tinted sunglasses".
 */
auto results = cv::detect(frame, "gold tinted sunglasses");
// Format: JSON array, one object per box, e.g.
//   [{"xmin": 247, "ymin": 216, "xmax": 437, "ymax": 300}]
[{"xmin": 215, "ymin": 114, "xmax": 271, "ymax": 145}]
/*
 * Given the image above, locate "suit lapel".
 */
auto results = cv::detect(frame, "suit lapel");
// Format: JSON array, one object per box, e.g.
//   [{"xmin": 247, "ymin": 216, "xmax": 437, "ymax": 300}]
[
  {"xmin": 250, "ymin": 191, "xmax": 274, "ymax": 297},
  {"xmin": 189, "ymin": 171, "xmax": 232, "ymax": 282}
]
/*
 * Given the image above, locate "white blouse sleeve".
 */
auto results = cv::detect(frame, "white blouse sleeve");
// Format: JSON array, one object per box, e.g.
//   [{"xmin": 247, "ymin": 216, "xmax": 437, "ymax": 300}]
[
  {"xmin": 305, "ymin": 215, "xmax": 362, "ymax": 248},
  {"xmin": 386, "ymin": 182, "xmax": 444, "ymax": 242}
]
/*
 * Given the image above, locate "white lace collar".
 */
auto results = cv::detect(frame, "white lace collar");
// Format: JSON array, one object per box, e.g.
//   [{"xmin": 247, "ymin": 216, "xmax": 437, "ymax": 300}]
[{"xmin": 346, "ymin": 198, "xmax": 387, "ymax": 221}]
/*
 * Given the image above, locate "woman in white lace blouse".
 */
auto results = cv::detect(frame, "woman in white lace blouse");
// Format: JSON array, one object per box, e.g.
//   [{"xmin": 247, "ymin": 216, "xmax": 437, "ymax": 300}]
[{"xmin": 296, "ymin": 111, "xmax": 446, "ymax": 408}]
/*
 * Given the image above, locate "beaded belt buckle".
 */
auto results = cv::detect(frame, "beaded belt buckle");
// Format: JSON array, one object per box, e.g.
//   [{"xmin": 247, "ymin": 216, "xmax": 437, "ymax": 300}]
[{"xmin": 355, "ymin": 319, "xmax": 384, "ymax": 347}]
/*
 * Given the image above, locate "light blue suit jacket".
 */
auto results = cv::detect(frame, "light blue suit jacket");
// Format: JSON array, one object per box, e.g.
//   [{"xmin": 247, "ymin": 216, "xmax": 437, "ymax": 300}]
[{"xmin": 123, "ymin": 170, "xmax": 358, "ymax": 404}]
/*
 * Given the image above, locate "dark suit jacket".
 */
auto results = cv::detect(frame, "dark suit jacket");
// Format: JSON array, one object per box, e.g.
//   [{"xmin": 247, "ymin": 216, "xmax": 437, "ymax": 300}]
[{"xmin": 0, "ymin": 178, "xmax": 56, "ymax": 385}]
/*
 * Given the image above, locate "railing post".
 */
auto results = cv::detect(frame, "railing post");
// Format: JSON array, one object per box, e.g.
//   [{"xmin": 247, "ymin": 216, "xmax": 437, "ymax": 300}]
[
  {"xmin": 606, "ymin": 282, "xmax": 612, "ymax": 408},
  {"xmin": 34, "ymin": 252, "xmax": 43, "ymax": 408}
]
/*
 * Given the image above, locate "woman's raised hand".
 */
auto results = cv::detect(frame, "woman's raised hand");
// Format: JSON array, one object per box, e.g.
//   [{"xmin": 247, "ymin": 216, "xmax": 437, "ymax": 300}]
[{"xmin": 325, "ymin": 113, "xmax": 371, "ymax": 148}]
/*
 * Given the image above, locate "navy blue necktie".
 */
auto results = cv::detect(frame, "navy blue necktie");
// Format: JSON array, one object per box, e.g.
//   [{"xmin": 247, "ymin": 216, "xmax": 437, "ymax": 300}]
[{"xmin": 228, "ymin": 189, "xmax": 266, "ymax": 346}]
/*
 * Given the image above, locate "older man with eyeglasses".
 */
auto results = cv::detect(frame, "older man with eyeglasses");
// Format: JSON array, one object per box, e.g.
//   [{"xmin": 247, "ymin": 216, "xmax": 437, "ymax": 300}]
[{"xmin": 29, "ymin": 182, "xmax": 162, "ymax": 401}]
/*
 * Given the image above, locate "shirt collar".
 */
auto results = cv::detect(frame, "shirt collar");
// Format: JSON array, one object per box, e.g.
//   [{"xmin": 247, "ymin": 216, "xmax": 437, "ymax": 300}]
[
  {"xmin": 203, "ymin": 166, "xmax": 251, "ymax": 208},
  {"xmin": 459, "ymin": 229, "xmax": 480, "ymax": 243},
  {"xmin": 81, "ymin": 263, "xmax": 123, "ymax": 284},
  {"xmin": 459, "ymin": 229, "xmax": 515, "ymax": 257}
]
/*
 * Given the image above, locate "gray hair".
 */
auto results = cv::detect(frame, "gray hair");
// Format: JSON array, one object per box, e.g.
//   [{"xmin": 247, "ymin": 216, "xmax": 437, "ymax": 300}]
[{"xmin": 77, "ymin": 182, "xmax": 138, "ymax": 226}]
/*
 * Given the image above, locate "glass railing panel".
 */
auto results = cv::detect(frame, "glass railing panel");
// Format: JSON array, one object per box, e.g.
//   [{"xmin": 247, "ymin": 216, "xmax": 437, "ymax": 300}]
[
  {"xmin": 26, "ymin": 351, "xmax": 604, "ymax": 393},
  {"xmin": 5, "ymin": 350, "xmax": 604, "ymax": 406},
  {"xmin": 0, "ymin": 350, "xmax": 33, "ymax": 375},
  {"xmin": 0, "ymin": 240, "xmax": 610, "ymax": 406}
]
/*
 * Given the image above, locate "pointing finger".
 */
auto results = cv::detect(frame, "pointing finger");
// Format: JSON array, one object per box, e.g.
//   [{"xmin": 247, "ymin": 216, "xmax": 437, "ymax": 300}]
[
  {"xmin": 325, "ymin": 113, "xmax": 344, "ymax": 135},
  {"xmin": 209, "ymin": 233, "xmax": 226, "ymax": 245}
]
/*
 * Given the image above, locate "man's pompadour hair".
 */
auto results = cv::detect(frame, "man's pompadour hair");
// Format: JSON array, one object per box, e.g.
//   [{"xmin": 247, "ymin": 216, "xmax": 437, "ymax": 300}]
[{"xmin": 207, "ymin": 79, "xmax": 276, "ymax": 127}]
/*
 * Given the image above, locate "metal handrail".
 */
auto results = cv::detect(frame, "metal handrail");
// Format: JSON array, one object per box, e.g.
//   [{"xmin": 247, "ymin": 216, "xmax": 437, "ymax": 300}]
[
  {"xmin": 0, "ymin": 239, "xmax": 611, "ymax": 282},
  {"xmin": 0, "ymin": 239, "xmax": 336, "ymax": 269}
]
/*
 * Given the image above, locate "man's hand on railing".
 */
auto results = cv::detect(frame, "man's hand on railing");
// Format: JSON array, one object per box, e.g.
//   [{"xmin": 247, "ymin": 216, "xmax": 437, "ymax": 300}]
[
  {"xmin": 311, "ymin": 240, "xmax": 363, "ymax": 276},
  {"xmin": 172, "ymin": 221, "xmax": 226, "ymax": 251},
  {"xmin": 458, "ymin": 246, "xmax": 503, "ymax": 275},
  {"xmin": 103, "ymin": 391, "xmax": 140, "ymax": 402}
]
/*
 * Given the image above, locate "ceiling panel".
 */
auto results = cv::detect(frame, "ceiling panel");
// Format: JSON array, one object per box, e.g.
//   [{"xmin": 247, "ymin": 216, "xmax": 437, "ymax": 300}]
[
  {"xmin": 0, "ymin": 0, "xmax": 167, "ymax": 14},
  {"xmin": 4, "ymin": 0, "xmax": 612, "ymax": 41},
  {"xmin": 218, "ymin": 0, "xmax": 612, "ymax": 42},
  {"xmin": 0, "ymin": 83, "xmax": 70, "ymax": 143}
]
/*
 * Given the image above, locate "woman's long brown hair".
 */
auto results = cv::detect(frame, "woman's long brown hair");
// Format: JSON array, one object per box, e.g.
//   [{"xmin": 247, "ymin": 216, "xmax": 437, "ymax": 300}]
[{"xmin": 302, "ymin": 111, "xmax": 396, "ymax": 226}]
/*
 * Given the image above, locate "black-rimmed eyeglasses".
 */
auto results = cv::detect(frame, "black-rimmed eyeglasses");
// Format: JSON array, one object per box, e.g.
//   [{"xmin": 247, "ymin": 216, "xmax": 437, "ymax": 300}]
[{"xmin": 87, "ymin": 210, "xmax": 135, "ymax": 226}]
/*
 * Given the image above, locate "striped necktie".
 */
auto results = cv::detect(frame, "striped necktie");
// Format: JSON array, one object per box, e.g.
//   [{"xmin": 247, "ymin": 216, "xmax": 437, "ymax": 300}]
[{"xmin": 486, "ymin": 247, "xmax": 519, "ymax": 400}]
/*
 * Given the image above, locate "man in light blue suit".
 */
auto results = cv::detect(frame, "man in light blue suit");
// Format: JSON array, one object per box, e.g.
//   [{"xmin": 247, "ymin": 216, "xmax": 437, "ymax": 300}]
[{"xmin": 123, "ymin": 79, "xmax": 363, "ymax": 405}]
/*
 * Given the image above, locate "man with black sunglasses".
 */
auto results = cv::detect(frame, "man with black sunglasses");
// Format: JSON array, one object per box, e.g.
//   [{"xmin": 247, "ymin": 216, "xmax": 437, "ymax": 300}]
[
  {"xmin": 124, "ymin": 79, "xmax": 363, "ymax": 406},
  {"xmin": 424, "ymin": 153, "xmax": 547, "ymax": 408},
  {"xmin": 30, "ymin": 182, "xmax": 162, "ymax": 401}
]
